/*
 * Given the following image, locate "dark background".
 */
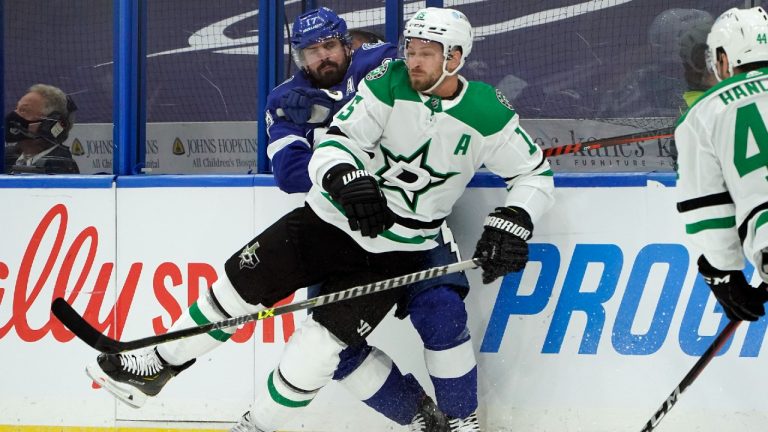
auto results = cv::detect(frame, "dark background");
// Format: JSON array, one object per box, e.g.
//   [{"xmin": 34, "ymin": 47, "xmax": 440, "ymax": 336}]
[{"xmin": 3, "ymin": 0, "xmax": 746, "ymax": 123}]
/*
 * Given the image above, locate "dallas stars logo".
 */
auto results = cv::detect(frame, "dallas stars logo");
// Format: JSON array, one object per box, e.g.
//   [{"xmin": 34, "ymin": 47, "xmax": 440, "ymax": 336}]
[
  {"xmin": 239, "ymin": 241, "xmax": 260, "ymax": 269},
  {"xmin": 376, "ymin": 139, "xmax": 458, "ymax": 211}
]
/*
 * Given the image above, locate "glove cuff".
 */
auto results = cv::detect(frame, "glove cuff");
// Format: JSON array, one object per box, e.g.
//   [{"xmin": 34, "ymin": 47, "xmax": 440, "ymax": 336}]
[
  {"xmin": 696, "ymin": 255, "xmax": 722, "ymax": 276},
  {"xmin": 697, "ymin": 255, "xmax": 746, "ymax": 285},
  {"xmin": 322, "ymin": 163, "xmax": 368, "ymax": 197},
  {"xmin": 484, "ymin": 206, "xmax": 533, "ymax": 241},
  {"xmin": 497, "ymin": 205, "xmax": 532, "ymax": 221}
]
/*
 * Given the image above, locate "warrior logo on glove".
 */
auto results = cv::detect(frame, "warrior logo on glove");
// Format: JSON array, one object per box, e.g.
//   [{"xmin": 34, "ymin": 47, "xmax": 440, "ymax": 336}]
[
  {"xmin": 484, "ymin": 214, "xmax": 531, "ymax": 240},
  {"xmin": 473, "ymin": 206, "xmax": 533, "ymax": 284}
]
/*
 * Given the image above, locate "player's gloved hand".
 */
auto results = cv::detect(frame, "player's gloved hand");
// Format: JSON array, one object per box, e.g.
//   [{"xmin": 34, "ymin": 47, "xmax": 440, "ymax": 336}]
[
  {"xmin": 698, "ymin": 255, "xmax": 768, "ymax": 321},
  {"xmin": 278, "ymin": 88, "xmax": 344, "ymax": 125},
  {"xmin": 323, "ymin": 164, "xmax": 395, "ymax": 238},
  {"xmin": 473, "ymin": 206, "xmax": 532, "ymax": 284}
]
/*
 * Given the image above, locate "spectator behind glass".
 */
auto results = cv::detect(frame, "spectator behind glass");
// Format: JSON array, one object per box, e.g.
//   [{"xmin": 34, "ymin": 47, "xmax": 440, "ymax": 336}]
[
  {"xmin": 348, "ymin": 28, "xmax": 385, "ymax": 49},
  {"xmin": 678, "ymin": 10, "xmax": 716, "ymax": 108},
  {"xmin": 598, "ymin": 8, "xmax": 715, "ymax": 118},
  {"xmin": 4, "ymin": 84, "xmax": 79, "ymax": 174}
]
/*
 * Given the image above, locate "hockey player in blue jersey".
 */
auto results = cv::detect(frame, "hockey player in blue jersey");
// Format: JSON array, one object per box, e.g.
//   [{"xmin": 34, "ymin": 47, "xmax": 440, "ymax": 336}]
[
  {"xmin": 84, "ymin": 7, "xmax": 455, "ymax": 432},
  {"xmin": 265, "ymin": 7, "xmax": 397, "ymax": 193}
]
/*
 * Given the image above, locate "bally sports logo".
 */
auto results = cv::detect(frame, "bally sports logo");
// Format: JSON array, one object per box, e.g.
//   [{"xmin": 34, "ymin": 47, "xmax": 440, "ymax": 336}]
[{"xmin": 0, "ymin": 204, "xmax": 296, "ymax": 344}]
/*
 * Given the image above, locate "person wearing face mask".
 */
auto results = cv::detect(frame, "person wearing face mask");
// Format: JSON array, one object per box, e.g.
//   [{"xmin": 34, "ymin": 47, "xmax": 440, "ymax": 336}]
[{"xmin": 4, "ymin": 83, "xmax": 79, "ymax": 174}]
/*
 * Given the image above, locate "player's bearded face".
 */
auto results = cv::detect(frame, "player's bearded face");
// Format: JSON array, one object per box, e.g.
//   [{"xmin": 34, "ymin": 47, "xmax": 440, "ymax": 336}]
[
  {"xmin": 303, "ymin": 39, "xmax": 351, "ymax": 88},
  {"xmin": 405, "ymin": 39, "xmax": 445, "ymax": 92}
]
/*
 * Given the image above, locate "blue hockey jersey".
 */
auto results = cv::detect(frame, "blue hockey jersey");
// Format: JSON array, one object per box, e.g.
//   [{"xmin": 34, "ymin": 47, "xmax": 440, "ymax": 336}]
[{"xmin": 265, "ymin": 42, "xmax": 397, "ymax": 193}]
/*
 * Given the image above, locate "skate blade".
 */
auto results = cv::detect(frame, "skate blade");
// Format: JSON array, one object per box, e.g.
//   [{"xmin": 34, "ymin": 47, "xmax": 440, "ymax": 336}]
[{"xmin": 85, "ymin": 363, "xmax": 147, "ymax": 409}]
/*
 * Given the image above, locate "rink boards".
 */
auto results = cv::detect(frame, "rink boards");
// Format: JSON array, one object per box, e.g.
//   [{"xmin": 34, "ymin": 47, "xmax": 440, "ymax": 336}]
[{"xmin": 1, "ymin": 173, "xmax": 766, "ymax": 432}]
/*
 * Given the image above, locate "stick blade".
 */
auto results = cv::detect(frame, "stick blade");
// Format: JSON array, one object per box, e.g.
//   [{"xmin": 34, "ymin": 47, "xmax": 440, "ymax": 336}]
[{"xmin": 51, "ymin": 298, "xmax": 122, "ymax": 354}]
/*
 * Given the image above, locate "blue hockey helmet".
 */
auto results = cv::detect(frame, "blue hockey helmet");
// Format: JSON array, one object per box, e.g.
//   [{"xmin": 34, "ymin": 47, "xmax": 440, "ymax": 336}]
[{"xmin": 291, "ymin": 8, "xmax": 351, "ymax": 68}]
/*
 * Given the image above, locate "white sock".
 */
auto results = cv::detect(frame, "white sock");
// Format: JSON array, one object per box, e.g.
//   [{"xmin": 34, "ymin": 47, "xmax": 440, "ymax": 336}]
[{"xmin": 157, "ymin": 276, "xmax": 261, "ymax": 365}]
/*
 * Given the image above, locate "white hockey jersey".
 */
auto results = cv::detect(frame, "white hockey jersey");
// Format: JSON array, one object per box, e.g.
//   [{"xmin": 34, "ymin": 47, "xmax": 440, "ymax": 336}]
[
  {"xmin": 676, "ymin": 68, "xmax": 768, "ymax": 272},
  {"xmin": 307, "ymin": 59, "xmax": 555, "ymax": 253}
]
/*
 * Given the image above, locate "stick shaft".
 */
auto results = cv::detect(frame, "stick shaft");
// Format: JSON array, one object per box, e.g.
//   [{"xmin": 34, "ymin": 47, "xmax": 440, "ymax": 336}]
[
  {"xmin": 639, "ymin": 320, "xmax": 740, "ymax": 432},
  {"xmin": 52, "ymin": 258, "xmax": 480, "ymax": 354}
]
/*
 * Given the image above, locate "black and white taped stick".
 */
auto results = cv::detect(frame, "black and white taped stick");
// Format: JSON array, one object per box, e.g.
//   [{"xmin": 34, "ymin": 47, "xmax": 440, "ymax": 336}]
[
  {"xmin": 51, "ymin": 258, "xmax": 480, "ymax": 354},
  {"xmin": 639, "ymin": 319, "xmax": 740, "ymax": 432}
]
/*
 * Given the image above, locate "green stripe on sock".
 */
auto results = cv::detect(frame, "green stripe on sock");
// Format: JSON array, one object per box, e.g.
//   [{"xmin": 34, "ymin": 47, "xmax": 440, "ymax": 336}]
[
  {"xmin": 267, "ymin": 371, "xmax": 312, "ymax": 408},
  {"xmin": 685, "ymin": 216, "xmax": 736, "ymax": 234},
  {"xmin": 189, "ymin": 302, "xmax": 232, "ymax": 342}
]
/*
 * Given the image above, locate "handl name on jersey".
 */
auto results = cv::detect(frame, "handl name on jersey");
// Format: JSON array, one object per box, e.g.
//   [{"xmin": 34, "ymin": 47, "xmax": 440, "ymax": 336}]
[{"xmin": 718, "ymin": 75, "xmax": 768, "ymax": 106}]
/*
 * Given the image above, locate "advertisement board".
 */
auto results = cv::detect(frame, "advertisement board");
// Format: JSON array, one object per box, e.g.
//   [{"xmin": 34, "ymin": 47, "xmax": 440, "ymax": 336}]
[
  {"xmin": 64, "ymin": 121, "xmax": 676, "ymax": 176},
  {"xmin": 1, "ymin": 175, "xmax": 766, "ymax": 431}
]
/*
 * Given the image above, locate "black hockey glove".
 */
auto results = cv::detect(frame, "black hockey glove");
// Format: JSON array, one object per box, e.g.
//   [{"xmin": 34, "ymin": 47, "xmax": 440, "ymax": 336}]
[
  {"xmin": 473, "ymin": 206, "xmax": 532, "ymax": 284},
  {"xmin": 323, "ymin": 164, "xmax": 395, "ymax": 238},
  {"xmin": 278, "ymin": 88, "xmax": 345, "ymax": 125},
  {"xmin": 698, "ymin": 255, "xmax": 768, "ymax": 321}
]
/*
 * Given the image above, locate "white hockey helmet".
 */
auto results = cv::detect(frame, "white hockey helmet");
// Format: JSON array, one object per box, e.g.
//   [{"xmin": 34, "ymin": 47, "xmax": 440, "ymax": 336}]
[
  {"xmin": 403, "ymin": 7, "xmax": 473, "ymax": 76},
  {"xmin": 707, "ymin": 7, "xmax": 768, "ymax": 81}
]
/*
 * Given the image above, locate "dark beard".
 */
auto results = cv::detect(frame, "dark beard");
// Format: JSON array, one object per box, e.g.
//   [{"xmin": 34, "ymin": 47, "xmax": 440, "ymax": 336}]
[{"xmin": 309, "ymin": 59, "xmax": 348, "ymax": 88}]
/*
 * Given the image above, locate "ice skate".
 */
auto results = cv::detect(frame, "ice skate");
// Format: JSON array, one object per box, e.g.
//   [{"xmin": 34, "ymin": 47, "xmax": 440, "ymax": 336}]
[
  {"xmin": 448, "ymin": 410, "xmax": 481, "ymax": 432},
  {"xmin": 230, "ymin": 411, "xmax": 267, "ymax": 432},
  {"xmin": 409, "ymin": 395, "xmax": 449, "ymax": 432},
  {"xmin": 85, "ymin": 347, "xmax": 194, "ymax": 408}
]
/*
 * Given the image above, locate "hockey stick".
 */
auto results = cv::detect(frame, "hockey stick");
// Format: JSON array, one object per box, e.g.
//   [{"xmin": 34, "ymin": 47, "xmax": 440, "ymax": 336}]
[
  {"xmin": 543, "ymin": 126, "xmax": 674, "ymax": 158},
  {"xmin": 51, "ymin": 258, "xmax": 480, "ymax": 354},
  {"xmin": 638, "ymin": 319, "xmax": 740, "ymax": 432}
]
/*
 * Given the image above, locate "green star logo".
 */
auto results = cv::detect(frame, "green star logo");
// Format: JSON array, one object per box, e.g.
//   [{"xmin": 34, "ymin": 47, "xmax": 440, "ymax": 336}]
[{"xmin": 376, "ymin": 139, "xmax": 458, "ymax": 212}]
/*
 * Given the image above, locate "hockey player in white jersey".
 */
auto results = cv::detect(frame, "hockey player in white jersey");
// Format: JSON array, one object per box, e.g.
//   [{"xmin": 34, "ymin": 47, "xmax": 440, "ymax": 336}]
[
  {"xmin": 86, "ymin": 7, "xmax": 554, "ymax": 432},
  {"xmin": 225, "ymin": 8, "xmax": 554, "ymax": 432},
  {"xmin": 87, "ymin": 7, "xmax": 448, "ymax": 432},
  {"xmin": 675, "ymin": 6, "xmax": 768, "ymax": 322}
]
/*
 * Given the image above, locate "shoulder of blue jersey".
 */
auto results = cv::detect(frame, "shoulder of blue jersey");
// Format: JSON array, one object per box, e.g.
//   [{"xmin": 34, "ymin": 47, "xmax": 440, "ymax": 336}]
[
  {"xmin": 266, "ymin": 75, "xmax": 309, "ymax": 108},
  {"xmin": 351, "ymin": 42, "xmax": 398, "ymax": 67},
  {"xmin": 364, "ymin": 58, "xmax": 397, "ymax": 81},
  {"xmin": 359, "ymin": 41, "xmax": 388, "ymax": 50}
]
